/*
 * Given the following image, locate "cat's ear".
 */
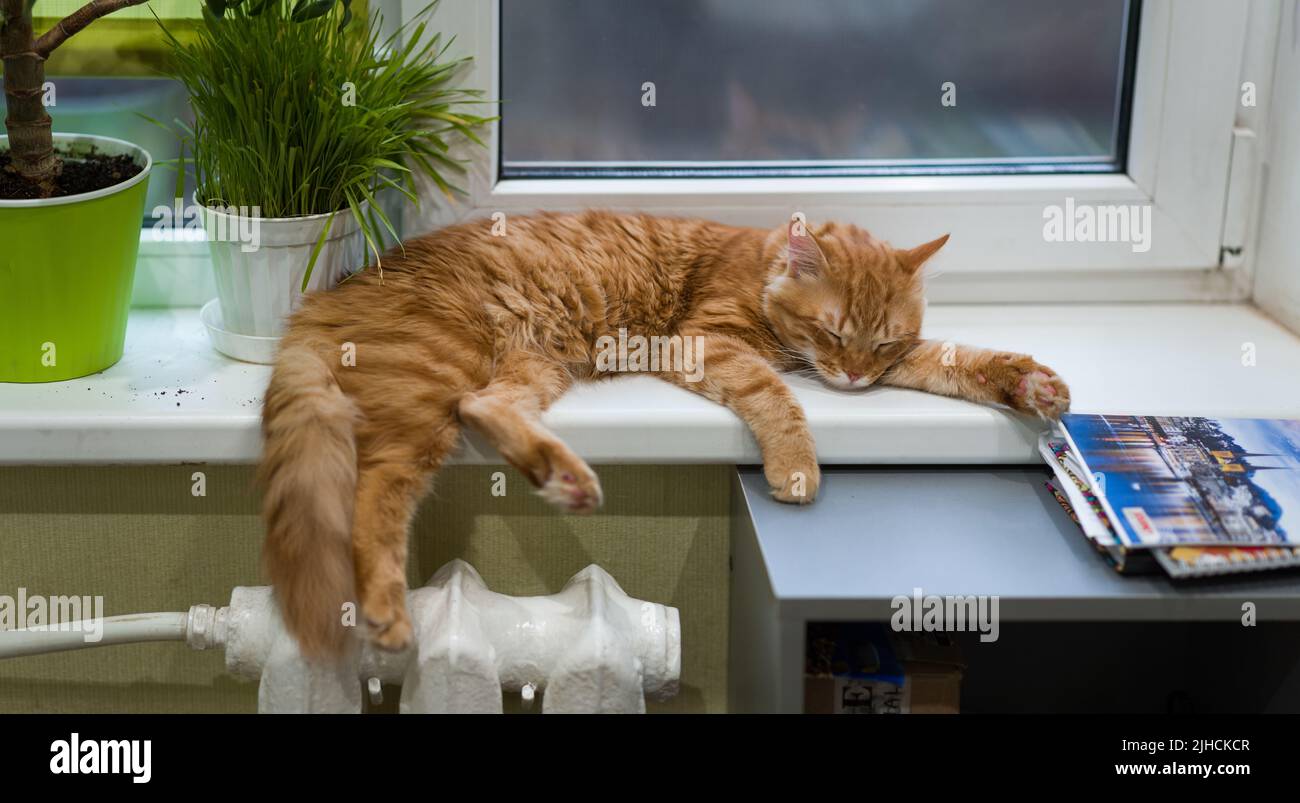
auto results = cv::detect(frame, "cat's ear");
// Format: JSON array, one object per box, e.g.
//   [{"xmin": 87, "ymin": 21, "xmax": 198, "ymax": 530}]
[
  {"xmin": 898, "ymin": 234, "xmax": 949, "ymax": 273},
  {"xmin": 787, "ymin": 219, "xmax": 827, "ymax": 279}
]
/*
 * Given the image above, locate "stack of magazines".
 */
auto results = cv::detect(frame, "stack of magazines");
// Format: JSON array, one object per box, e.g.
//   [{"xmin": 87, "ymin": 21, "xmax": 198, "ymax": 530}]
[{"xmin": 1042, "ymin": 414, "xmax": 1300, "ymax": 578}]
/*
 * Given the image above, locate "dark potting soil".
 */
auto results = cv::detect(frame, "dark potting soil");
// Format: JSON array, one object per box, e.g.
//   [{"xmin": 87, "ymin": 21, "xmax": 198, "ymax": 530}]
[{"xmin": 0, "ymin": 147, "xmax": 143, "ymax": 200}]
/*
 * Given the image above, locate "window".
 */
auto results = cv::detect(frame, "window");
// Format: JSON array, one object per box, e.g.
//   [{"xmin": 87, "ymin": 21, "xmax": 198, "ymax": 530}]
[
  {"xmin": 413, "ymin": 0, "xmax": 1264, "ymax": 304},
  {"xmin": 500, "ymin": 0, "xmax": 1138, "ymax": 178}
]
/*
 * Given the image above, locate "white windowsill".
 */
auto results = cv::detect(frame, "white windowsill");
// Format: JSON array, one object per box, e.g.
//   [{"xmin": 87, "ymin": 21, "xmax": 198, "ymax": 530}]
[{"xmin": 0, "ymin": 303, "xmax": 1297, "ymax": 466}]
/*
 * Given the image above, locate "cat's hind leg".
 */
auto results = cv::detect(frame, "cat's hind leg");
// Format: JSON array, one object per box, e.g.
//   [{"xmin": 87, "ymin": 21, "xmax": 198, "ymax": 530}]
[
  {"xmin": 457, "ymin": 351, "xmax": 601, "ymax": 513},
  {"xmin": 346, "ymin": 371, "xmax": 467, "ymax": 653},
  {"xmin": 349, "ymin": 444, "xmax": 440, "ymax": 652}
]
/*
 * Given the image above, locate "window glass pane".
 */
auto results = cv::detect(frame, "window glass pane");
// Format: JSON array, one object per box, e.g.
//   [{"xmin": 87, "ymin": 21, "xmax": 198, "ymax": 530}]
[
  {"xmin": 501, "ymin": 0, "xmax": 1136, "ymax": 177},
  {"xmin": 36, "ymin": 0, "xmax": 202, "ymax": 77}
]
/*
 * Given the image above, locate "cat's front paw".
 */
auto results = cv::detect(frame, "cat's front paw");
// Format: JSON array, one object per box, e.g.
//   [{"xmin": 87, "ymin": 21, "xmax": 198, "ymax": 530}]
[
  {"xmin": 983, "ymin": 353, "xmax": 1071, "ymax": 420},
  {"xmin": 765, "ymin": 454, "xmax": 821, "ymax": 505}
]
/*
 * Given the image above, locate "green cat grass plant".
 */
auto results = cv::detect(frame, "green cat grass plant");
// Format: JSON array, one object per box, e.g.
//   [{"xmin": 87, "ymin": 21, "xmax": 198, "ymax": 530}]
[{"xmin": 158, "ymin": 0, "xmax": 493, "ymax": 285}]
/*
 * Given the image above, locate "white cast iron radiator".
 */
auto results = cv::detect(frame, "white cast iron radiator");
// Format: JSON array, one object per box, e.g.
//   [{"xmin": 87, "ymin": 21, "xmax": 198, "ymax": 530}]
[{"xmin": 0, "ymin": 560, "xmax": 682, "ymax": 714}]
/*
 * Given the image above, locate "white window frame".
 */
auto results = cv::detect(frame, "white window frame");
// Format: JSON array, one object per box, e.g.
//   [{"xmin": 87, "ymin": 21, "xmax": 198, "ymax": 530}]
[{"xmin": 403, "ymin": 0, "xmax": 1278, "ymax": 304}]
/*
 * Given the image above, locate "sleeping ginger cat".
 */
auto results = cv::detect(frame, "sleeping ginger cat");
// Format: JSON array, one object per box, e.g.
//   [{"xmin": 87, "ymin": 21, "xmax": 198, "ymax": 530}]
[{"xmin": 260, "ymin": 211, "xmax": 1070, "ymax": 658}]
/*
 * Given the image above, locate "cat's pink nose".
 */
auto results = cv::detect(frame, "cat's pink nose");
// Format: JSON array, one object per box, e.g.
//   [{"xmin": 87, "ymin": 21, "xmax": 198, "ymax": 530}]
[{"xmin": 846, "ymin": 372, "xmax": 862, "ymax": 383}]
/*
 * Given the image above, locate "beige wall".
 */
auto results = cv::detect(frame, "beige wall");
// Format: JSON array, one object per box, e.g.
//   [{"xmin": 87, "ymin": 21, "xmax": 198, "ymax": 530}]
[{"xmin": 0, "ymin": 464, "xmax": 730, "ymax": 713}]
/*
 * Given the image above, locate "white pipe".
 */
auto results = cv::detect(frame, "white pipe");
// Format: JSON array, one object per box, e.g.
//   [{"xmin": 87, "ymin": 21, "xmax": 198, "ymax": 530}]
[
  {"xmin": 0, "ymin": 612, "xmax": 188, "ymax": 659},
  {"xmin": 0, "ymin": 604, "xmax": 227, "ymax": 660}
]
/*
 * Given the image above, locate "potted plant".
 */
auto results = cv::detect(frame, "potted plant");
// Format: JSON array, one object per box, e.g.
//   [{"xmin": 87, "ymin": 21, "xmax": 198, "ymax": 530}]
[
  {"xmin": 159, "ymin": 0, "xmax": 490, "ymax": 360},
  {"xmin": 1, "ymin": 0, "xmax": 155, "ymax": 382}
]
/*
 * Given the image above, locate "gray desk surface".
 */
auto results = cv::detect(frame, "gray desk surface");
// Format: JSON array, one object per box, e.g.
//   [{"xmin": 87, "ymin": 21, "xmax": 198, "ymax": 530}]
[{"xmin": 736, "ymin": 466, "xmax": 1300, "ymax": 621}]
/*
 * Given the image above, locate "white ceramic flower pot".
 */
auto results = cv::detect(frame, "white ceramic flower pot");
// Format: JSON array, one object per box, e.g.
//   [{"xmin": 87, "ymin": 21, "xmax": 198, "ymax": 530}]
[{"xmin": 204, "ymin": 206, "xmax": 365, "ymax": 339}]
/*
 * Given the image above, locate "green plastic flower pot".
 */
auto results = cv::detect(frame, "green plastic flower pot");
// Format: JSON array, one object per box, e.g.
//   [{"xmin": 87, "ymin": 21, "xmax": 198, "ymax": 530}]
[{"xmin": 0, "ymin": 134, "xmax": 152, "ymax": 383}]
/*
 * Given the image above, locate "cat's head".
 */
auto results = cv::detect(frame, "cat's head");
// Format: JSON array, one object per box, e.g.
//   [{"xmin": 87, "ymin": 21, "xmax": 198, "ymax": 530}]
[{"xmin": 763, "ymin": 220, "xmax": 947, "ymax": 390}]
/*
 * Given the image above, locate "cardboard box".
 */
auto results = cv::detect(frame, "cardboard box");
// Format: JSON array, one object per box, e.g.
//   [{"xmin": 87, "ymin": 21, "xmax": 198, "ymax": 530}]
[{"xmin": 804, "ymin": 623, "xmax": 964, "ymax": 714}]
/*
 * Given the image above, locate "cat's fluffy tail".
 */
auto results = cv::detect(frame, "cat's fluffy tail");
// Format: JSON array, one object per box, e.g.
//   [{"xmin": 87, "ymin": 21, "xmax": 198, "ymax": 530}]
[{"xmin": 258, "ymin": 344, "xmax": 360, "ymax": 659}]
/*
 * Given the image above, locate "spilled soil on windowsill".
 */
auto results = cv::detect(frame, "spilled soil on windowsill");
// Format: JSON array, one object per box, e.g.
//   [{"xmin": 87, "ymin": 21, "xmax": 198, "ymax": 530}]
[{"xmin": 0, "ymin": 147, "xmax": 143, "ymax": 200}]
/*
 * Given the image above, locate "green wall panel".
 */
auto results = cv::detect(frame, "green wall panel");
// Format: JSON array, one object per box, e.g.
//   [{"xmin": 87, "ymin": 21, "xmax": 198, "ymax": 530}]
[{"xmin": 0, "ymin": 464, "xmax": 730, "ymax": 713}]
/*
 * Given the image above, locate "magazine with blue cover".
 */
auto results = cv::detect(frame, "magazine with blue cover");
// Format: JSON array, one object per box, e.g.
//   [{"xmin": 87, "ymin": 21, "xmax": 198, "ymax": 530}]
[{"xmin": 1059, "ymin": 414, "xmax": 1300, "ymax": 548}]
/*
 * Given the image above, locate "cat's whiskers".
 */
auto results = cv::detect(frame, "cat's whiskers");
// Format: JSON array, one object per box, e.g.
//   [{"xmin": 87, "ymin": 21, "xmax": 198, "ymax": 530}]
[{"xmin": 772, "ymin": 345, "xmax": 814, "ymax": 367}]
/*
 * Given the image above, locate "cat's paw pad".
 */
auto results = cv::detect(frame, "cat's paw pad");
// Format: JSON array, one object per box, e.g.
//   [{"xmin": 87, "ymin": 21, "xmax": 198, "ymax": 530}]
[
  {"xmin": 987, "ymin": 354, "xmax": 1071, "ymax": 420},
  {"xmin": 768, "ymin": 463, "xmax": 820, "ymax": 505},
  {"xmin": 536, "ymin": 446, "xmax": 603, "ymax": 514},
  {"xmin": 1016, "ymin": 368, "xmax": 1071, "ymax": 420}
]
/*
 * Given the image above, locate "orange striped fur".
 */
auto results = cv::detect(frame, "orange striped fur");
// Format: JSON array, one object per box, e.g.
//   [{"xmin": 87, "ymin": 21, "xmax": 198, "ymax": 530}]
[{"xmin": 260, "ymin": 211, "xmax": 1069, "ymax": 658}]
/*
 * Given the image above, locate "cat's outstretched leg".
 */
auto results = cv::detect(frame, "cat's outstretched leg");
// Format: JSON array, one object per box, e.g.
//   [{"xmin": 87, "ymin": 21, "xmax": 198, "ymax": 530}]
[
  {"xmin": 457, "ymin": 351, "xmax": 602, "ymax": 513},
  {"xmin": 658, "ymin": 331, "xmax": 820, "ymax": 504},
  {"xmin": 881, "ymin": 340, "xmax": 1071, "ymax": 419}
]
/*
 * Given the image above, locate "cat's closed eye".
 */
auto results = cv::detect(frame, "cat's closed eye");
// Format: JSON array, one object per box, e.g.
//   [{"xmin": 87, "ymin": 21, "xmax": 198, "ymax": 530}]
[{"xmin": 819, "ymin": 324, "xmax": 847, "ymax": 346}]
